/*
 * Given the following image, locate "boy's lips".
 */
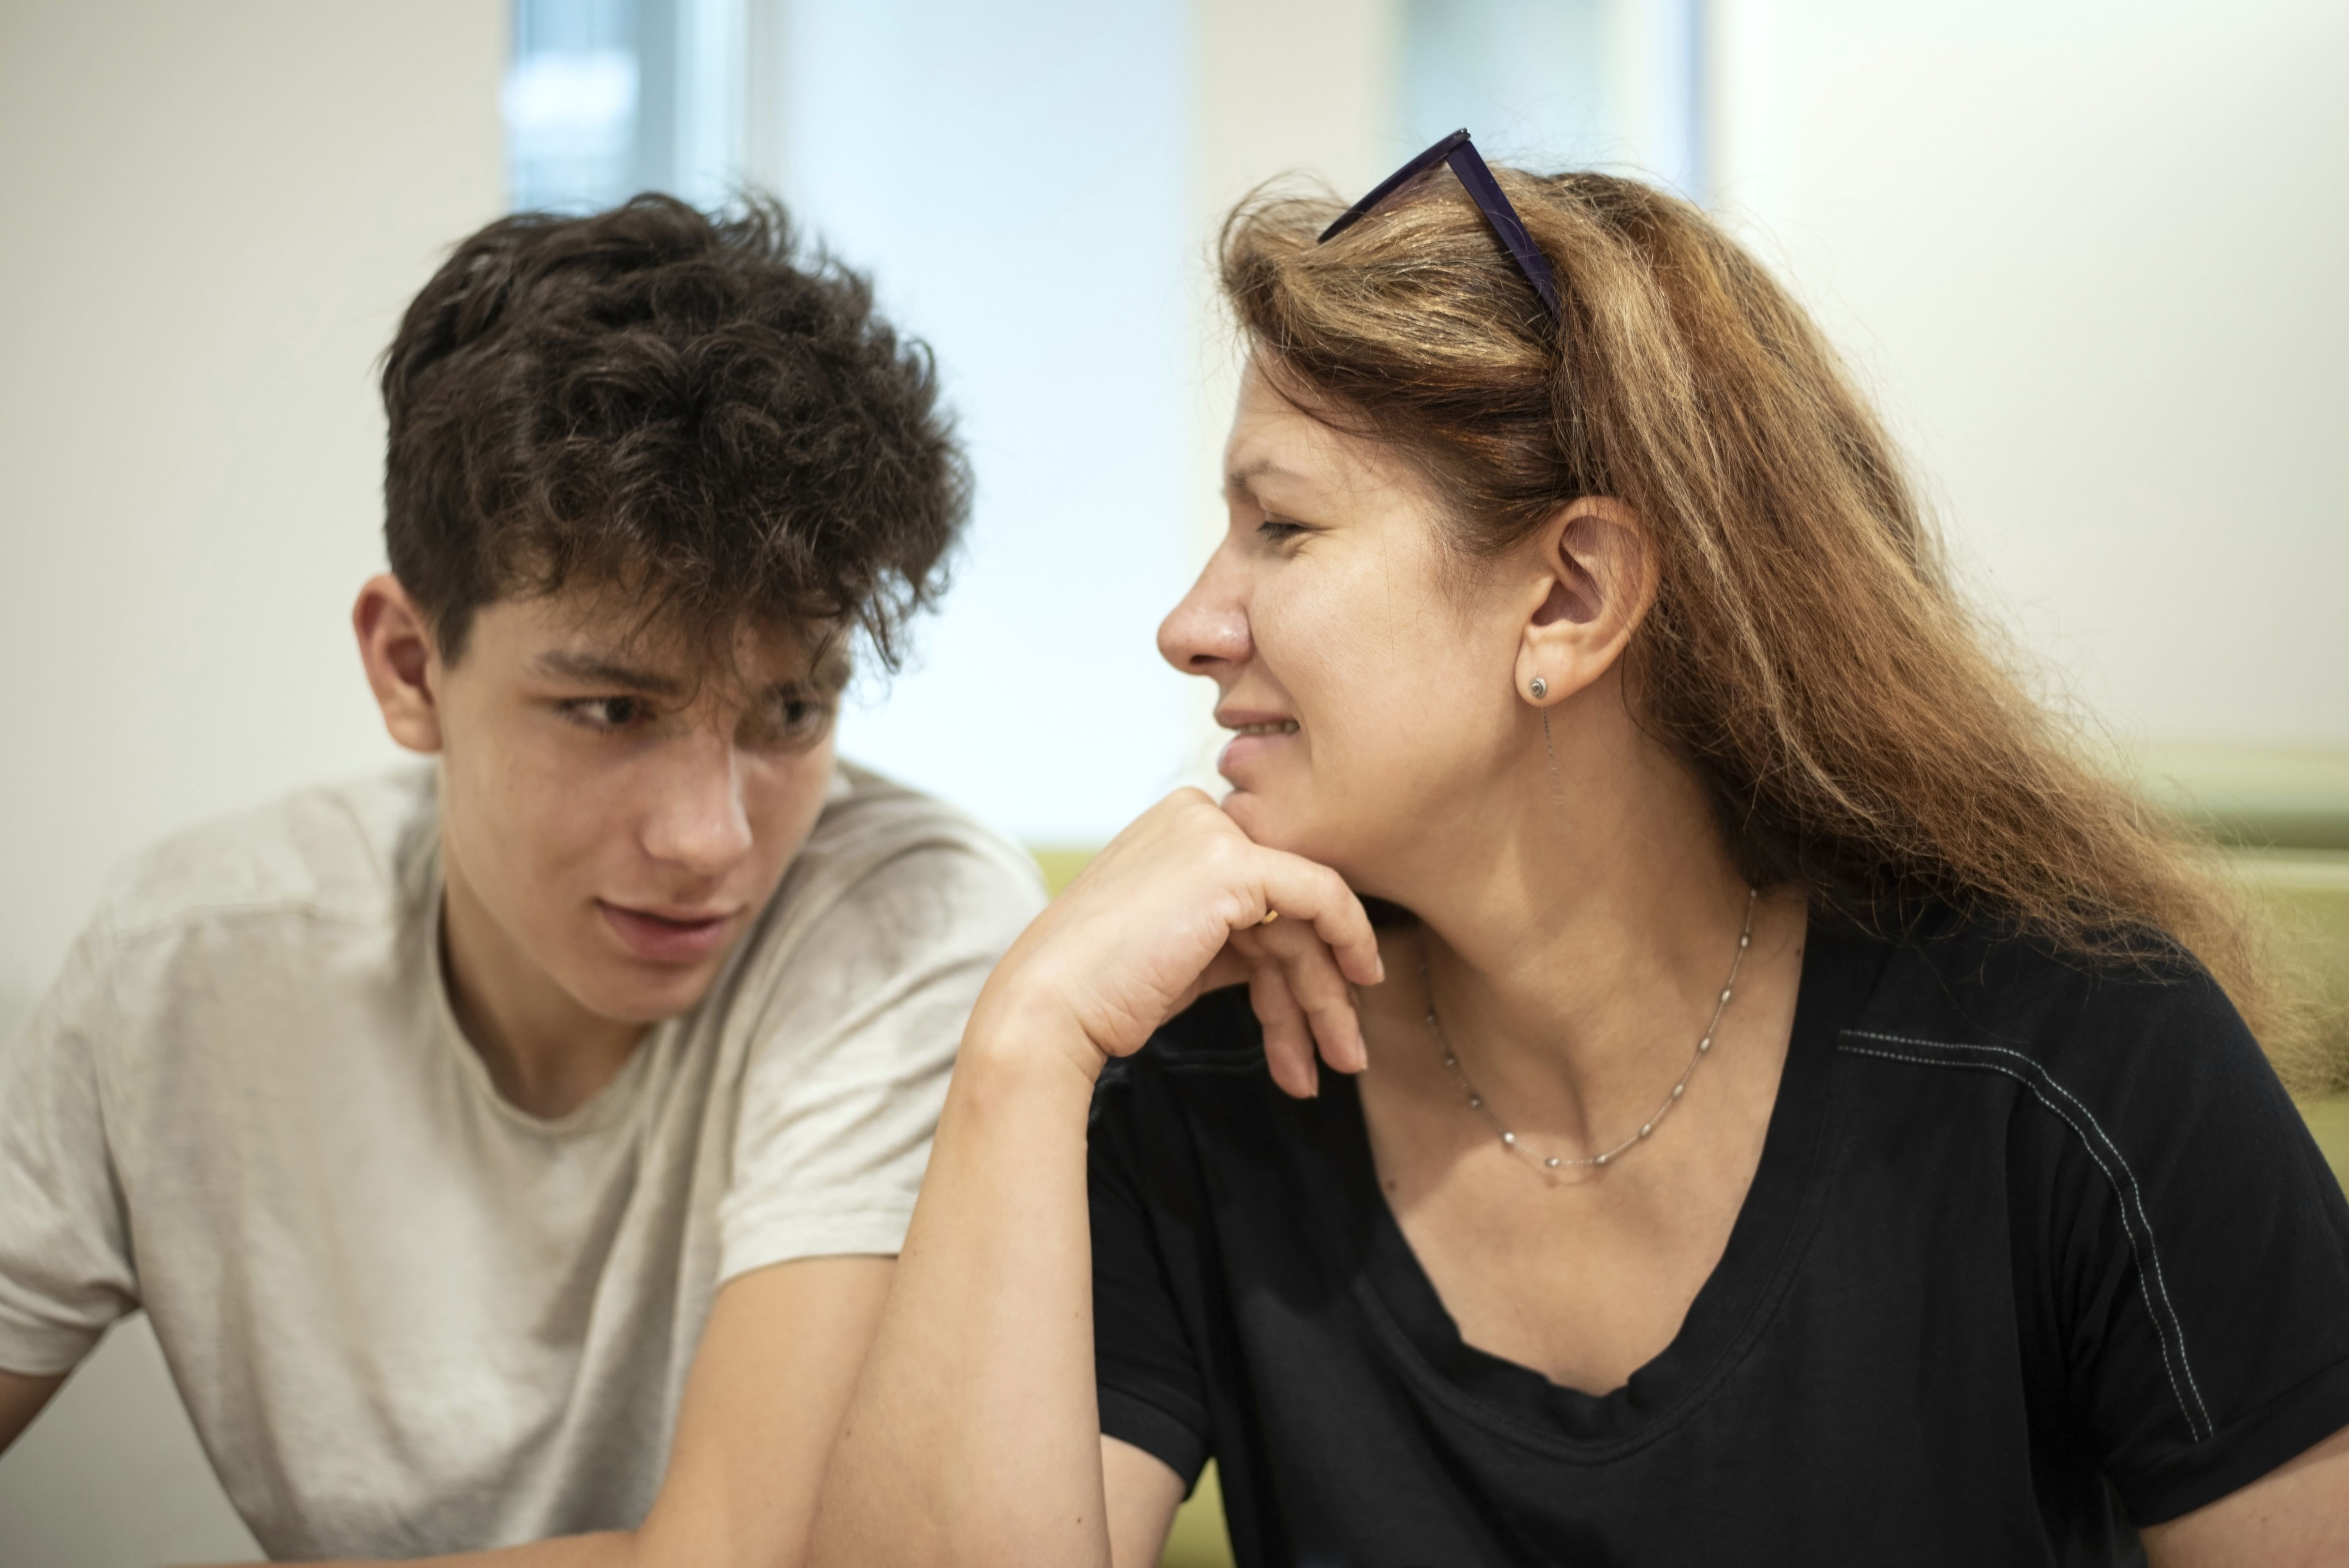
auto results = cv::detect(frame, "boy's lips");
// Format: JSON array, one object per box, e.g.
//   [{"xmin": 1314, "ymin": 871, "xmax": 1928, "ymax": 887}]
[{"xmin": 598, "ymin": 900, "xmax": 740, "ymax": 965}]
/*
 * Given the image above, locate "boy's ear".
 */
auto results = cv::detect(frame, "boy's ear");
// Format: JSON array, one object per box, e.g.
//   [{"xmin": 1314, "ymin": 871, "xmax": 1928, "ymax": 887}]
[
  {"xmin": 1510, "ymin": 498, "xmax": 1656, "ymax": 706},
  {"xmin": 353, "ymin": 575, "xmax": 446, "ymax": 754}
]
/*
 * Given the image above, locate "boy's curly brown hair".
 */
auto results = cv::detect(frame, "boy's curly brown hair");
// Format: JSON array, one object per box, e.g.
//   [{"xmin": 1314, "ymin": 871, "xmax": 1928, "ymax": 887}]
[{"xmin": 381, "ymin": 192, "xmax": 968, "ymax": 668}]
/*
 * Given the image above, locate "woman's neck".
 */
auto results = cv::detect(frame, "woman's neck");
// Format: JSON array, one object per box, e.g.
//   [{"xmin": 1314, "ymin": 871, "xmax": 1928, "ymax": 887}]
[{"xmin": 1369, "ymin": 700, "xmax": 1775, "ymax": 1149}]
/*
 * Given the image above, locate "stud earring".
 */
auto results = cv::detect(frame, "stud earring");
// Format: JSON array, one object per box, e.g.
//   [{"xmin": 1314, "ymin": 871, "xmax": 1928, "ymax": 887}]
[{"xmin": 1528, "ymin": 676, "xmax": 1548, "ymax": 700}]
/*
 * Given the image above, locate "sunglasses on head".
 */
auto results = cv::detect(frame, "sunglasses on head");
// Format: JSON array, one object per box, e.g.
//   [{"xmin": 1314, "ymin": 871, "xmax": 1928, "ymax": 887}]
[{"xmin": 1318, "ymin": 128, "xmax": 1563, "ymax": 322}]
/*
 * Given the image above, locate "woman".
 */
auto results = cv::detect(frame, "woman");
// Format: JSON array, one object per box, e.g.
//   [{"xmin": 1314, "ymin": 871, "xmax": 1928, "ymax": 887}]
[{"xmin": 812, "ymin": 140, "xmax": 2349, "ymax": 1565}]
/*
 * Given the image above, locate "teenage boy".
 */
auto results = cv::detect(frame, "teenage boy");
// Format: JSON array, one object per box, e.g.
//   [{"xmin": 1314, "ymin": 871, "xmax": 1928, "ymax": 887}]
[{"xmin": 0, "ymin": 197, "xmax": 1043, "ymax": 1564}]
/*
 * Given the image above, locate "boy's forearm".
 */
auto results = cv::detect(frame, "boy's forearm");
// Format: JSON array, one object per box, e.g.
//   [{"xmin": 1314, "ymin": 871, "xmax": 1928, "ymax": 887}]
[
  {"xmin": 199, "ymin": 1532, "xmax": 638, "ymax": 1568},
  {"xmin": 813, "ymin": 1028, "xmax": 1111, "ymax": 1568},
  {"xmin": 208, "ymin": 1255, "xmax": 896, "ymax": 1568},
  {"xmin": 0, "ymin": 1366, "xmax": 65, "ymax": 1455}
]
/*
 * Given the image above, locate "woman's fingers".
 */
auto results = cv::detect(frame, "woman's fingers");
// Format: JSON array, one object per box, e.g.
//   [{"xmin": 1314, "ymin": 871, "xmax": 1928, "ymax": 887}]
[
  {"xmin": 1239, "ymin": 940, "xmax": 1321, "ymax": 1099},
  {"xmin": 1240, "ymin": 917, "xmax": 1368, "ymax": 1070},
  {"xmin": 1271, "ymin": 926, "xmax": 1368, "ymax": 1076},
  {"xmin": 981, "ymin": 789, "xmax": 1383, "ymax": 1074},
  {"xmin": 1231, "ymin": 918, "xmax": 1370, "ymax": 1097},
  {"xmin": 1242, "ymin": 848, "xmax": 1385, "ymax": 991}
]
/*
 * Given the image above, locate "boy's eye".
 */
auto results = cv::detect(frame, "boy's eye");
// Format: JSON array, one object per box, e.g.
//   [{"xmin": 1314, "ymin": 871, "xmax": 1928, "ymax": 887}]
[
  {"xmin": 560, "ymin": 696, "xmax": 648, "ymax": 731},
  {"xmin": 747, "ymin": 691, "xmax": 834, "ymax": 750}
]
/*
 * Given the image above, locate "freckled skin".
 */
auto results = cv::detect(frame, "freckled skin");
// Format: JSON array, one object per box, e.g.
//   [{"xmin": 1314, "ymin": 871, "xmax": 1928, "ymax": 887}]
[
  {"xmin": 359, "ymin": 576, "xmax": 843, "ymax": 1109},
  {"xmin": 433, "ymin": 597, "xmax": 837, "ymax": 1031},
  {"xmin": 1158, "ymin": 369, "xmax": 1533, "ymax": 902}
]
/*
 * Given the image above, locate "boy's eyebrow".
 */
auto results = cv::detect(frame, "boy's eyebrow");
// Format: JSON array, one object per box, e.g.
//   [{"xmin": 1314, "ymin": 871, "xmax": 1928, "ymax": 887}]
[
  {"xmin": 800, "ymin": 640, "xmax": 854, "ymax": 695},
  {"xmin": 530, "ymin": 651, "xmax": 690, "ymax": 698}
]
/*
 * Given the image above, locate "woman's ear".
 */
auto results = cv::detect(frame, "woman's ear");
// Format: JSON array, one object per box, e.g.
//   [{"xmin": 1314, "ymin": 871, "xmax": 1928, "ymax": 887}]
[
  {"xmin": 1511, "ymin": 498, "xmax": 1656, "ymax": 705},
  {"xmin": 353, "ymin": 574, "xmax": 446, "ymax": 754}
]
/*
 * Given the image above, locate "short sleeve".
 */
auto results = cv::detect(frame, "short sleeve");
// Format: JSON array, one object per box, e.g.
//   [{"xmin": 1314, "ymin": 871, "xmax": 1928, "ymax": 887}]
[
  {"xmin": 716, "ymin": 839, "xmax": 1043, "ymax": 1281},
  {"xmin": 2032, "ymin": 966, "xmax": 2349, "ymax": 1525},
  {"xmin": 1089, "ymin": 1060, "xmax": 1213, "ymax": 1490},
  {"xmin": 0, "ymin": 912, "xmax": 140, "ymax": 1375}
]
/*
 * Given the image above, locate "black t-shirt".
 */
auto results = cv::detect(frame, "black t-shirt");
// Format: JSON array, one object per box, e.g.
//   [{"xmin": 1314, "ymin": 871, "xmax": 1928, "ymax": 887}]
[{"xmin": 1088, "ymin": 911, "xmax": 2349, "ymax": 1566}]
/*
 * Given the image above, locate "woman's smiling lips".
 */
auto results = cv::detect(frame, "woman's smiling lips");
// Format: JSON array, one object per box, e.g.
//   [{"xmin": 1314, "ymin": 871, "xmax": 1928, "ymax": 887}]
[
  {"xmin": 1216, "ymin": 709, "xmax": 1301, "ymax": 778},
  {"xmin": 598, "ymin": 900, "xmax": 741, "ymax": 965}
]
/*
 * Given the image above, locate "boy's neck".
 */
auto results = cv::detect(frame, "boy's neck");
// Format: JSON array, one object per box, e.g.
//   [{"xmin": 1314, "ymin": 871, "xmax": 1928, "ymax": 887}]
[{"xmin": 439, "ymin": 866, "xmax": 649, "ymax": 1121}]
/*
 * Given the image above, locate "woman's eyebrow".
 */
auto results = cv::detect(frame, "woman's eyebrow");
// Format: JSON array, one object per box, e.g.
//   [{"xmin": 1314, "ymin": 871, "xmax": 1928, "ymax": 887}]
[{"xmin": 1224, "ymin": 456, "xmax": 1306, "ymax": 499}]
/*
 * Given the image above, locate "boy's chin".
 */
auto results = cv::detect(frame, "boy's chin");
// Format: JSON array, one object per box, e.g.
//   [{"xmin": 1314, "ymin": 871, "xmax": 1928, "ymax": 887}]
[{"xmin": 567, "ymin": 960, "xmax": 726, "ymax": 1028}]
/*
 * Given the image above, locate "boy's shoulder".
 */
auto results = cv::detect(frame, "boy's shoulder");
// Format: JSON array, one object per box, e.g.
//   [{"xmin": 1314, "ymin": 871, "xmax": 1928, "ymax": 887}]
[
  {"xmin": 788, "ymin": 759, "xmax": 1046, "ymax": 910},
  {"xmin": 100, "ymin": 764, "xmax": 435, "ymax": 946}
]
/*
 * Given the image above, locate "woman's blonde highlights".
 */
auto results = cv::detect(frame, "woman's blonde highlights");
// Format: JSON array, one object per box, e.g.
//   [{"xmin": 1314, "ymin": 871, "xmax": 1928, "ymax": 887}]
[{"xmin": 1221, "ymin": 166, "xmax": 2328, "ymax": 1090}]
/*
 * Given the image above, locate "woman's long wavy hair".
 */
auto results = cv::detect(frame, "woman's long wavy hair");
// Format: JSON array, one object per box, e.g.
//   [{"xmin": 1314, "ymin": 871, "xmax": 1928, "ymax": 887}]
[{"xmin": 1222, "ymin": 167, "xmax": 2328, "ymax": 1090}]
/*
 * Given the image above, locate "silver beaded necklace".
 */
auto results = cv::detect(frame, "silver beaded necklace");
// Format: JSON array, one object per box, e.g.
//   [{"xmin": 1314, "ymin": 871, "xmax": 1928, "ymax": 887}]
[{"xmin": 1419, "ymin": 886, "xmax": 1758, "ymax": 1172}]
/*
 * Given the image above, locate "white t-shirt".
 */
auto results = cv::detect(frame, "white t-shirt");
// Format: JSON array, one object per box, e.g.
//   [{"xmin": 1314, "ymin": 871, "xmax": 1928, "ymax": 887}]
[{"xmin": 0, "ymin": 761, "xmax": 1044, "ymax": 1558}]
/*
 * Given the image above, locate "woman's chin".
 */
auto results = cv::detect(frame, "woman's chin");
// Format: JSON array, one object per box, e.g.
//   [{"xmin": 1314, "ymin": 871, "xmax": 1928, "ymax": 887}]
[
  {"xmin": 1220, "ymin": 789, "xmax": 1333, "ymax": 862},
  {"xmin": 1217, "ymin": 786, "xmax": 1290, "ymax": 846}
]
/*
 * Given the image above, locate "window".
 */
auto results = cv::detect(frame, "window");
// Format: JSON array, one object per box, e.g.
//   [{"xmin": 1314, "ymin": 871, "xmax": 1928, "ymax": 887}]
[
  {"xmin": 505, "ymin": 0, "xmax": 749, "ymax": 214},
  {"xmin": 1394, "ymin": 0, "xmax": 1708, "ymax": 199},
  {"xmin": 501, "ymin": 0, "xmax": 1193, "ymax": 846}
]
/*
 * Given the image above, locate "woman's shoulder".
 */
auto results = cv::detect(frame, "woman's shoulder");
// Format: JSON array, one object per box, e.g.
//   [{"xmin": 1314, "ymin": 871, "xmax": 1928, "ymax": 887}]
[
  {"xmin": 1813, "ymin": 901, "xmax": 2311, "ymax": 1239},
  {"xmin": 1834, "ymin": 901, "xmax": 2270, "ymax": 1108},
  {"xmin": 1833, "ymin": 909, "xmax": 2349, "ymax": 1525}
]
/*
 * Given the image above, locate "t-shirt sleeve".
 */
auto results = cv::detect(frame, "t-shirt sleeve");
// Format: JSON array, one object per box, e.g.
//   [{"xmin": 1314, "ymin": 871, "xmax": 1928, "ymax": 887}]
[
  {"xmin": 715, "ymin": 837, "xmax": 1043, "ymax": 1281},
  {"xmin": 0, "ymin": 912, "xmax": 139, "ymax": 1375},
  {"xmin": 2029, "ymin": 964, "xmax": 2349, "ymax": 1525},
  {"xmin": 1088, "ymin": 1060, "xmax": 1214, "ymax": 1490}
]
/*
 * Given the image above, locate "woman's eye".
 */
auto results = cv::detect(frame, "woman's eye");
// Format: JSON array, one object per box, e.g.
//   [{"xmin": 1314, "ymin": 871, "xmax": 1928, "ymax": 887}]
[
  {"xmin": 560, "ymin": 696, "xmax": 646, "ymax": 731},
  {"xmin": 1258, "ymin": 515, "xmax": 1308, "ymax": 542}
]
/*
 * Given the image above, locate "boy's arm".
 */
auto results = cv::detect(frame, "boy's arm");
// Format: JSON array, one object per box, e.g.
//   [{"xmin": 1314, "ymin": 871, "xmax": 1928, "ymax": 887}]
[
  {"xmin": 630, "ymin": 1254, "xmax": 896, "ymax": 1568},
  {"xmin": 211, "ymin": 1254, "xmax": 893, "ymax": 1568},
  {"xmin": 0, "ymin": 1367, "xmax": 66, "ymax": 1454}
]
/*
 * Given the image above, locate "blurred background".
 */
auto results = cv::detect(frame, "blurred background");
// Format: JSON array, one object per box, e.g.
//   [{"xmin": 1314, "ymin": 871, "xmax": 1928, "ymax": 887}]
[{"xmin": 2, "ymin": 0, "xmax": 2344, "ymax": 1561}]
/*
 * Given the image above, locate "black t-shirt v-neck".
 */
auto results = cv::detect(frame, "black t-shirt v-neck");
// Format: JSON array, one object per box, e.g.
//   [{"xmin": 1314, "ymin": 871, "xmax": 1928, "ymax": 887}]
[{"xmin": 1087, "ymin": 911, "xmax": 2349, "ymax": 1567}]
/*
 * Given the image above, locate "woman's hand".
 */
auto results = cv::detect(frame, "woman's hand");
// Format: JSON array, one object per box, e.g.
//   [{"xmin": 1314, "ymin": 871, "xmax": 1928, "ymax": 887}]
[
  {"xmin": 814, "ymin": 789, "xmax": 1375, "ymax": 1568},
  {"xmin": 969, "ymin": 789, "xmax": 1385, "ymax": 1096}
]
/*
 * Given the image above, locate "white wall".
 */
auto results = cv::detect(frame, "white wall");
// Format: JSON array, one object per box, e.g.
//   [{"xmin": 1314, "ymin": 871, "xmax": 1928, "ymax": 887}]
[
  {"xmin": 0, "ymin": 2, "xmax": 505, "ymax": 1559},
  {"xmin": 1710, "ymin": 0, "xmax": 2349, "ymax": 750},
  {"xmin": 0, "ymin": 0, "xmax": 508, "ymax": 1030}
]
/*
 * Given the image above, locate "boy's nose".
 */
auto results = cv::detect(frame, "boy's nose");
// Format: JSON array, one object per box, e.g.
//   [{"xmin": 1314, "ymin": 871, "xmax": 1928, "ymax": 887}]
[{"xmin": 641, "ymin": 733, "xmax": 754, "ymax": 875}]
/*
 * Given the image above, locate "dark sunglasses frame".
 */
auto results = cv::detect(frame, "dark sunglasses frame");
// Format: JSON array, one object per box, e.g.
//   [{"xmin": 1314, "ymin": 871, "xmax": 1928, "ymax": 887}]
[{"xmin": 1318, "ymin": 128, "xmax": 1563, "ymax": 321}]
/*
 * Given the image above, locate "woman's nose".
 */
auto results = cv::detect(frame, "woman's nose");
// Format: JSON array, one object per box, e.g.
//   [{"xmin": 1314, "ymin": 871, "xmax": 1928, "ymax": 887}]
[{"xmin": 1157, "ymin": 546, "xmax": 1252, "ymax": 676}]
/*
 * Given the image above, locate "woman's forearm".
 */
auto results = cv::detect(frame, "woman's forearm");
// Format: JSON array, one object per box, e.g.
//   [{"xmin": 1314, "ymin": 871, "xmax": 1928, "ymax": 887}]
[
  {"xmin": 811, "ymin": 790, "xmax": 1378, "ymax": 1566},
  {"xmin": 812, "ymin": 1020, "xmax": 1110, "ymax": 1568}
]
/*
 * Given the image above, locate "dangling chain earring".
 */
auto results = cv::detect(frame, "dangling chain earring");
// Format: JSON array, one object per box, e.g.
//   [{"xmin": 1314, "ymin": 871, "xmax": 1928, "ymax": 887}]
[{"xmin": 1528, "ymin": 677, "xmax": 1565, "ymax": 807}]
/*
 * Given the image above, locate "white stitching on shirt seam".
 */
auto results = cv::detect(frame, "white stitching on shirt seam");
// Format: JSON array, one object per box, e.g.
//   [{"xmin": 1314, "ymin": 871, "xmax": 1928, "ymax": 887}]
[
  {"xmin": 1840, "ymin": 1030, "xmax": 2214, "ymax": 1441},
  {"xmin": 1843, "ymin": 1030, "xmax": 2214, "ymax": 1434},
  {"xmin": 1838, "ymin": 1039, "xmax": 2206, "ymax": 1442}
]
